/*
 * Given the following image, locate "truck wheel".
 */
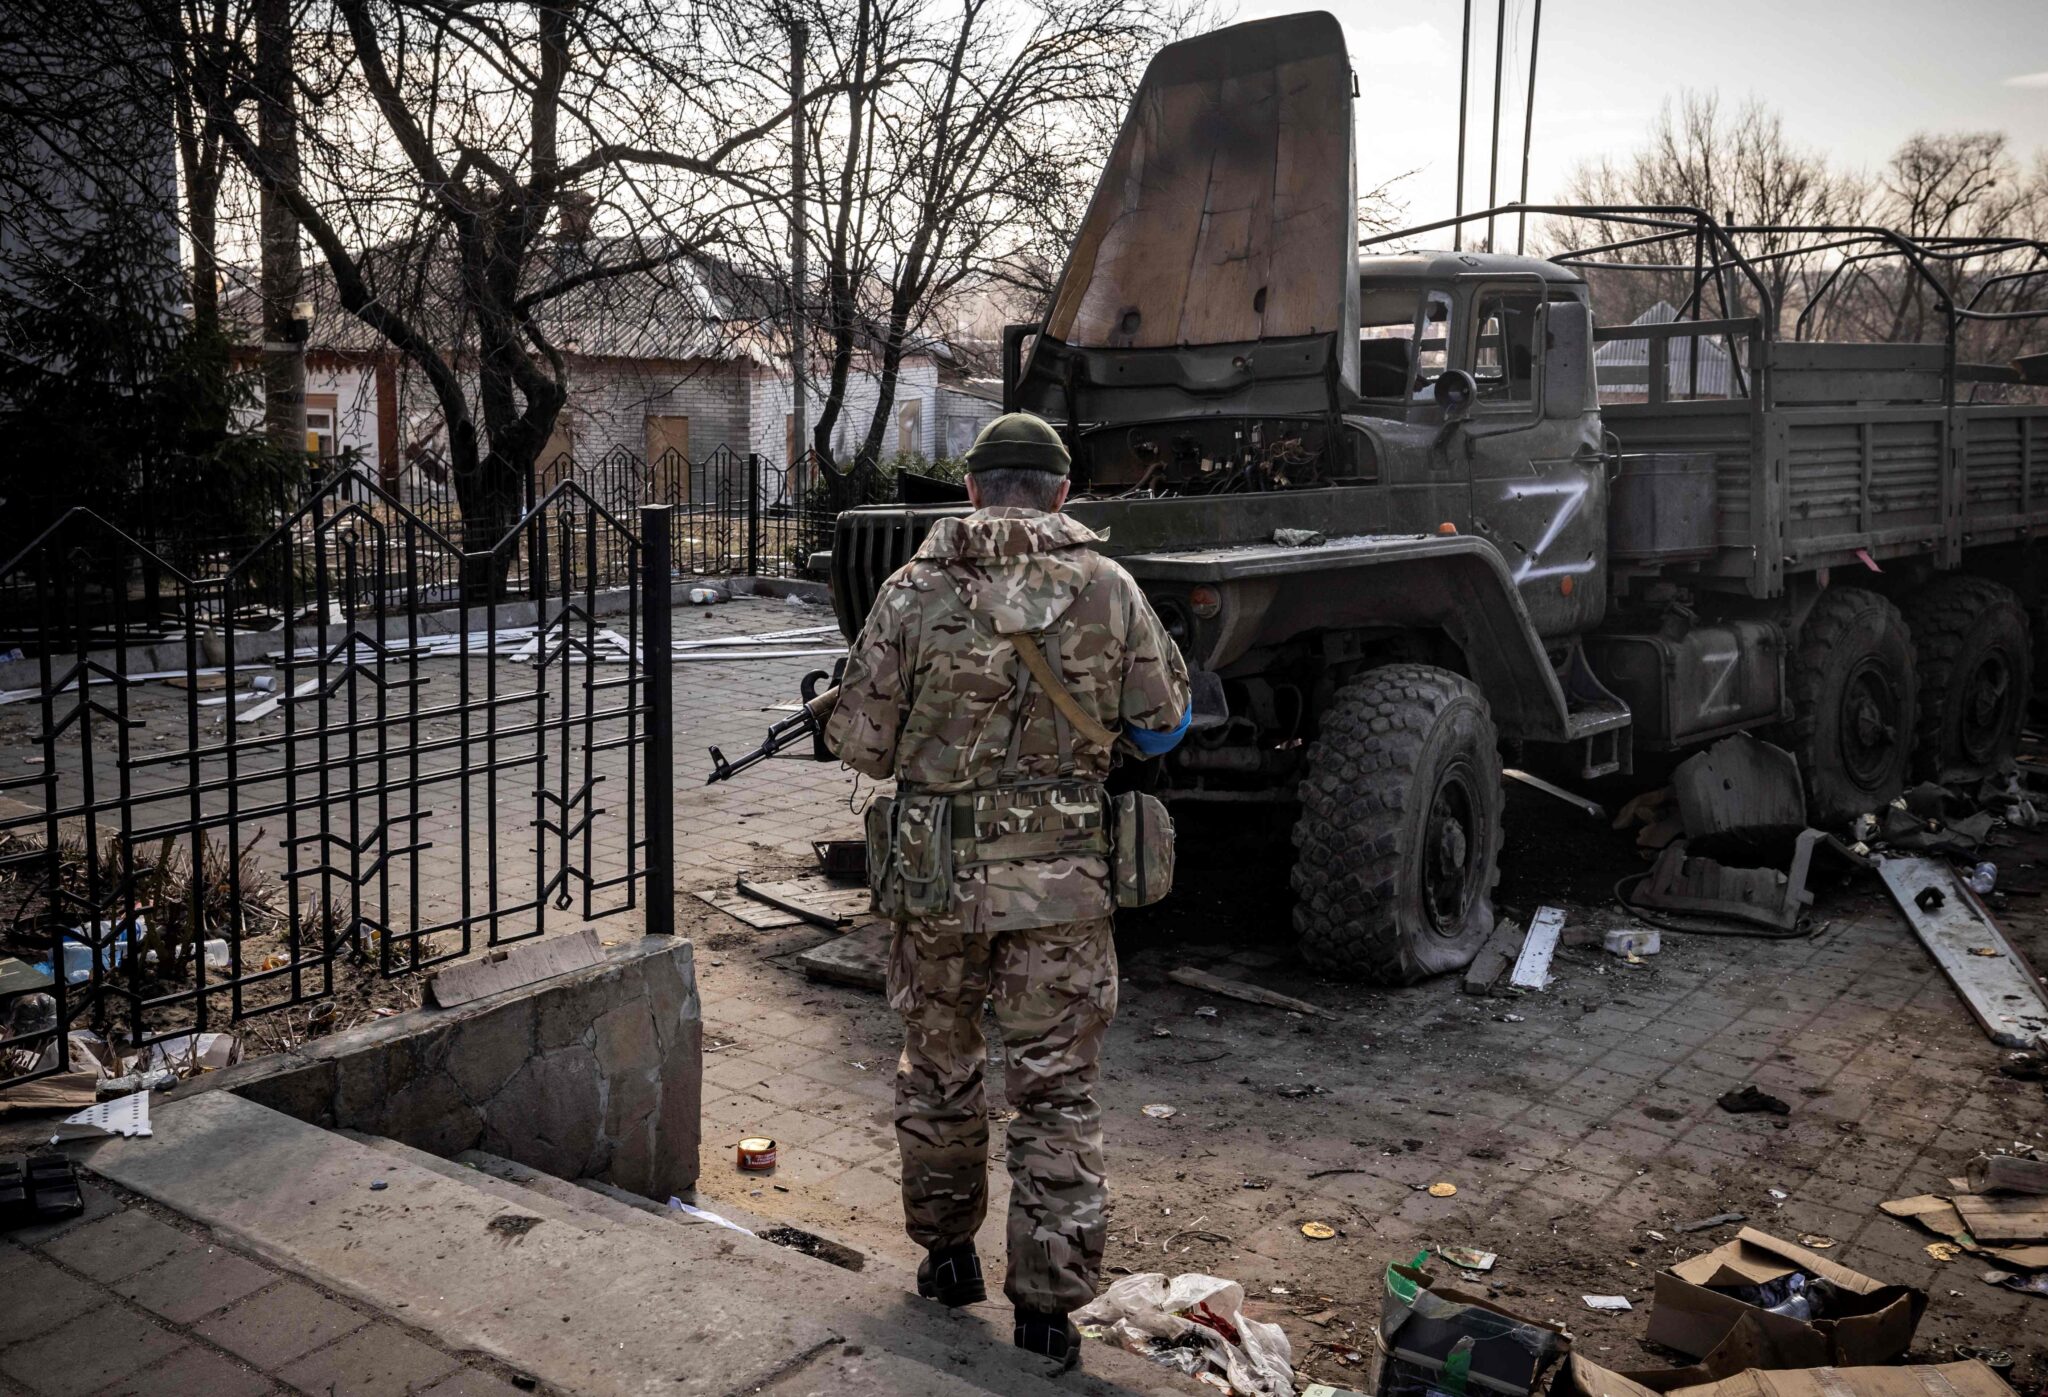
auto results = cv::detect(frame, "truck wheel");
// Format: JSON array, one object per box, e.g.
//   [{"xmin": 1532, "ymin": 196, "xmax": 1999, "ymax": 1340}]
[
  {"xmin": 1291, "ymin": 664, "xmax": 1502, "ymax": 984},
  {"xmin": 1786, "ymin": 587, "xmax": 1916, "ymax": 826},
  {"xmin": 1906, "ymin": 574, "xmax": 2030, "ymax": 784}
]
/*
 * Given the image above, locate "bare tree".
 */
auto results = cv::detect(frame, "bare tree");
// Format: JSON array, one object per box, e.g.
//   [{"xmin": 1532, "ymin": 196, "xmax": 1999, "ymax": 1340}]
[
  {"xmin": 783, "ymin": 0, "xmax": 1190, "ymax": 470},
  {"xmin": 161, "ymin": 0, "xmax": 823, "ymax": 592},
  {"xmin": 1556, "ymin": 90, "xmax": 1867, "ymax": 330}
]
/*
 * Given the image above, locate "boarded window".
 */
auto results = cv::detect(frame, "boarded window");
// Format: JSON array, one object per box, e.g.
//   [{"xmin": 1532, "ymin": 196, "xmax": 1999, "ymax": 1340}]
[{"xmin": 645, "ymin": 414, "xmax": 690, "ymax": 467}]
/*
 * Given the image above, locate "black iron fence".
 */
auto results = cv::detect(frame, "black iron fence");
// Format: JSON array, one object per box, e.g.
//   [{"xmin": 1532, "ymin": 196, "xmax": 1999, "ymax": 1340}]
[{"xmin": 0, "ymin": 476, "xmax": 675, "ymax": 1093}]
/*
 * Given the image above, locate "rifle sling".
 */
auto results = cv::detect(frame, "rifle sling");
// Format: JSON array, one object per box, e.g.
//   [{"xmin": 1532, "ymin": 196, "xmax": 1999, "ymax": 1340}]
[{"xmin": 1009, "ymin": 631, "xmax": 1118, "ymax": 751}]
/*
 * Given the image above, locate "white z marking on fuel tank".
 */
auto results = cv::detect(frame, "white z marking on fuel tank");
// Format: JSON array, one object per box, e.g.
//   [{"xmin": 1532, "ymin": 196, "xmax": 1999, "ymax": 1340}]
[
  {"xmin": 1499, "ymin": 477, "xmax": 1593, "ymax": 583},
  {"xmin": 1697, "ymin": 649, "xmax": 1740, "ymax": 716}
]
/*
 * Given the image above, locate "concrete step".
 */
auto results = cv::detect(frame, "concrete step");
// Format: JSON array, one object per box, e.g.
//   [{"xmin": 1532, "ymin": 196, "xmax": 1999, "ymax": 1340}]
[
  {"xmin": 338, "ymin": 1131, "xmax": 612, "ymax": 1236},
  {"xmin": 79, "ymin": 1091, "xmax": 1198, "ymax": 1397},
  {"xmin": 454, "ymin": 1148, "xmax": 685, "ymax": 1234}
]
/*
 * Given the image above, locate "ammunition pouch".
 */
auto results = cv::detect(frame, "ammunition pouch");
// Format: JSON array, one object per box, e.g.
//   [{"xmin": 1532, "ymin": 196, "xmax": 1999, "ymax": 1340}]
[
  {"xmin": 865, "ymin": 781, "xmax": 1113, "ymax": 919},
  {"xmin": 1111, "ymin": 790, "xmax": 1174, "ymax": 908}
]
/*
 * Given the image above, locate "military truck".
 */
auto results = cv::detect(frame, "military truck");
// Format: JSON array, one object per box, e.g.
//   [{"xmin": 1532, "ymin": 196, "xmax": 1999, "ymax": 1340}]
[{"xmin": 824, "ymin": 11, "xmax": 2048, "ymax": 983}]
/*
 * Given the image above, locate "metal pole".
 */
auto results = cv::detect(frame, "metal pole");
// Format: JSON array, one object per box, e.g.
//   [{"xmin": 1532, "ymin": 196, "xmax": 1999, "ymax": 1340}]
[
  {"xmin": 255, "ymin": 0, "xmax": 305, "ymax": 458},
  {"xmin": 640, "ymin": 504, "xmax": 674, "ymax": 936},
  {"xmin": 1486, "ymin": 0, "xmax": 1507, "ymax": 253},
  {"xmin": 1515, "ymin": 0, "xmax": 1543, "ymax": 255},
  {"xmin": 747, "ymin": 453, "xmax": 765, "ymax": 576},
  {"xmin": 1453, "ymin": 0, "xmax": 1471, "ymax": 252},
  {"xmin": 789, "ymin": 20, "xmax": 809, "ymax": 468}
]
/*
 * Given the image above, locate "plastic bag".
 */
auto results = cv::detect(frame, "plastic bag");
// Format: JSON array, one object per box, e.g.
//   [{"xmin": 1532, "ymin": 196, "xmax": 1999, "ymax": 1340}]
[{"xmin": 1074, "ymin": 1272, "xmax": 1294, "ymax": 1397}]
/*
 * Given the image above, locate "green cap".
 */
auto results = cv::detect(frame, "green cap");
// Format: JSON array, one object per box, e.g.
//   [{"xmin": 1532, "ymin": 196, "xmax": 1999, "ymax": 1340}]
[{"xmin": 963, "ymin": 412, "xmax": 1071, "ymax": 476}]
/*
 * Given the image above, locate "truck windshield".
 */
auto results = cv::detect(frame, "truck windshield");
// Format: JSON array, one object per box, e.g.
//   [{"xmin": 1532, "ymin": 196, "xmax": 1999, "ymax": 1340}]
[{"xmin": 1358, "ymin": 287, "xmax": 1453, "ymax": 403}]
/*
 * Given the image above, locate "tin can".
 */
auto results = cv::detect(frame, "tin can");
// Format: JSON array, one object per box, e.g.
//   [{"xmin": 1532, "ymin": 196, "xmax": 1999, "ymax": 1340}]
[{"xmin": 737, "ymin": 1137, "xmax": 778, "ymax": 1172}]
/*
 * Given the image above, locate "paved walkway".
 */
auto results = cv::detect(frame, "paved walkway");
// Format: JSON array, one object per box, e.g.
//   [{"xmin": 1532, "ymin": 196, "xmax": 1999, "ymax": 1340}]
[{"xmin": 0, "ymin": 1182, "xmax": 527, "ymax": 1397}]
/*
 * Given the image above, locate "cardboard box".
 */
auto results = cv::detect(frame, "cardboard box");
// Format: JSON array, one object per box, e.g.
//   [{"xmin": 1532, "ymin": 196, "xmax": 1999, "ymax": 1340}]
[
  {"xmin": 1375, "ymin": 1259, "xmax": 1567, "ymax": 1397},
  {"xmin": 1560, "ymin": 1354, "xmax": 2014, "ymax": 1397},
  {"xmin": 1645, "ymin": 1228, "xmax": 1924, "ymax": 1365}
]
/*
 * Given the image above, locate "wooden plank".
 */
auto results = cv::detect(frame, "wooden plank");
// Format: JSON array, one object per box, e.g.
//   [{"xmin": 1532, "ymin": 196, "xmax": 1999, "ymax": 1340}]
[
  {"xmin": 1877, "ymin": 856, "xmax": 2048, "ymax": 1050},
  {"xmin": 1167, "ymin": 966, "xmax": 1338, "ymax": 1020},
  {"xmin": 1953, "ymin": 1192, "xmax": 2048, "ymax": 1244},
  {"xmin": 1509, "ymin": 906, "xmax": 1565, "ymax": 990},
  {"xmin": 735, "ymin": 877, "xmax": 871, "ymax": 929},
  {"xmin": 425, "ymin": 928, "xmax": 605, "ymax": 1008},
  {"xmin": 691, "ymin": 886, "xmax": 803, "ymax": 930}
]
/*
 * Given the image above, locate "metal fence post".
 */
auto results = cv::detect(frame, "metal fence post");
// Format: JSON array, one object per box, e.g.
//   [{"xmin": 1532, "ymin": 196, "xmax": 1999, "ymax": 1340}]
[
  {"xmin": 639, "ymin": 504, "xmax": 675, "ymax": 936},
  {"xmin": 745, "ymin": 453, "xmax": 762, "ymax": 578}
]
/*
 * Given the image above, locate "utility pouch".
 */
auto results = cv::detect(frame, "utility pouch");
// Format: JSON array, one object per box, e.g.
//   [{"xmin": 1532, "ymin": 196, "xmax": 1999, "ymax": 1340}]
[
  {"xmin": 1111, "ymin": 790, "xmax": 1175, "ymax": 908},
  {"xmin": 962, "ymin": 782, "xmax": 1112, "ymax": 864},
  {"xmin": 864, "ymin": 792, "xmax": 957, "ymax": 918}
]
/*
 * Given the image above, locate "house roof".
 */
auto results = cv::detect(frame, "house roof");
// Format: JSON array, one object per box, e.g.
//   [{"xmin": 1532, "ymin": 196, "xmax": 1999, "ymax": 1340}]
[
  {"xmin": 223, "ymin": 237, "xmax": 953, "ymax": 369},
  {"xmin": 1593, "ymin": 299, "xmax": 1734, "ymax": 396}
]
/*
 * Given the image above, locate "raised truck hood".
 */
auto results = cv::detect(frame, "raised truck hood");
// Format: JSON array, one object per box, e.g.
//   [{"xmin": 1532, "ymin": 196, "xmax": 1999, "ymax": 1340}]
[{"xmin": 1016, "ymin": 11, "xmax": 1358, "ymax": 424}]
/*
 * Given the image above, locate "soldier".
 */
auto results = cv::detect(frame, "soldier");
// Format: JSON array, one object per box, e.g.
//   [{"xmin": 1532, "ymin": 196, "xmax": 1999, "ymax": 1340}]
[{"xmin": 825, "ymin": 412, "xmax": 1191, "ymax": 1368}]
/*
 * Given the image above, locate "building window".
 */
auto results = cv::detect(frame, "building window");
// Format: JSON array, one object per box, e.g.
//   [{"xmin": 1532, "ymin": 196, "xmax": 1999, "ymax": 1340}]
[{"xmin": 306, "ymin": 393, "xmax": 338, "ymax": 458}]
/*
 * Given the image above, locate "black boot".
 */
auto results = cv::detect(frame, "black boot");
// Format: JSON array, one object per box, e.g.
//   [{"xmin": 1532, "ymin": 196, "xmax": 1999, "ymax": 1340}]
[
  {"xmin": 1013, "ymin": 1307, "xmax": 1081, "ymax": 1371},
  {"xmin": 916, "ymin": 1242, "xmax": 987, "ymax": 1307}
]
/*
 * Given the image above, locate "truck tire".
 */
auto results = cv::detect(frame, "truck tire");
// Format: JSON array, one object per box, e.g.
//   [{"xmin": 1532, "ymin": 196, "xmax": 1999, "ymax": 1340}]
[
  {"xmin": 1290, "ymin": 664, "xmax": 1502, "ymax": 984},
  {"xmin": 1906, "ymin": 574, "xmax": 2030, "ymax": 784},
  {"xmin": 1786, "ymin": 586, "xmax": 1916, "ymax": 826}
]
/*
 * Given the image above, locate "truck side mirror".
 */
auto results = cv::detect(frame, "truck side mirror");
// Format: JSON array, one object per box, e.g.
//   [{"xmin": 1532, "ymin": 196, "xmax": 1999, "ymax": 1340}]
[
  {"xmin": 1434, "ymin": 369, "xmax": 1477, "ymax": 421},
  {"xmin": 1544, "ymin": 301, "xmax": 1594, "ymax": 419}
]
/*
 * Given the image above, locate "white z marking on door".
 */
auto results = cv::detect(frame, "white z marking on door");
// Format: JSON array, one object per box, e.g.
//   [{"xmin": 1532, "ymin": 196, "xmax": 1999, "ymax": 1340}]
[{"xmin": 1499, "ymin": 478, "xmax": 1592, "ymax": 583}]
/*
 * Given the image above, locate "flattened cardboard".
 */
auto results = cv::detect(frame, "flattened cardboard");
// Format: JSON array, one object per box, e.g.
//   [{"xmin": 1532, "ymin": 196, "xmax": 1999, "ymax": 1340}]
[
  {"xmin": 1645, "ymin": 1228, "xmax": 1924, "ymax": 1364},
  {"xmin": 1561, "ymin": 1358, "xmax": 2013, "ymax": 1397}
]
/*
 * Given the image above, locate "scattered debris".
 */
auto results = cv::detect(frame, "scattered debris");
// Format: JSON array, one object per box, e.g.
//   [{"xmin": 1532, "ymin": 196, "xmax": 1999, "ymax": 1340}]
[
  {"xmin": 1375, "ymin": 1253, "xmax": 1565, "ymax": 1397},
  {"xmin": 1626, "ymin": 829, "xmax": 1863, "ymax": 935},
  {"xmin": 1672, "ymin": 735, "xmax": 1806, "ymax": 851},
  {"xmin": 1437, "ymin": 1245, "xmax": 1497, "ymax": 1272},
  {"xmin": 1508, "ymin": 906, "xmax": 1564, "ymax": 990},
  {"xmin": 1951, "ymin": 1191, "xmax": 2048, "ymax": 1244},
  {"xmin": 735, "ymin": 876, "xmax": 867, "ymax": 930},
  {"xmin": 1797, "ymin": 1234, "xmax": 1836, "ymax": 1249},
  {"xmin": 1982, "ymin": 1269, "xmax": 2048, "ymax": 1298},
  {"xmin": 1302, "ymin": 1222, "xmax": 1337, "ymax": 1240},
  {"xmin": 1272, "ymin": 528, "xmax": 1327, "ymax": 548},
  {"xmin": 1717, "ymin": 1085, "xmax": 1791, "ymax": 1117},
  {"xmin": 1603, "ymin": 927, "xmax": 1660, "ymax": 958},
  {"xmin": 1427, "ymin": 1182, "xmax": 1458, "ymax": 1198},
  {"xmin": 1583, "ymin": 1295, "xmax": 1633, "ymax": 1312},
  {"xmin": 1167, "ymin": 967, "xmax": 1338, "ymax": 1020},
  {"xmin": 1677, "ymin": 1212, "xmax": 1747, "ymax": 1232},
  {"xmin": 1504, "ymin": 768, "xmax": 1604, "ymax": 818},
  {"xmin": 1142, "ymin": 1104, "xmax": 1179, "ymax": 1120},
  {"xmin": 1878, "ymin": 855, "xmax": 2048, "ymax": 1048},
  {"xmin": 1646, "ymin": 1227, "xmax": 1925, "ymax": 1363},
  {"xmin": 1075, "ymin": 1271, "xmax": 1295, "ymax": 1397},
  {"xmin": 1927, "ymin": 1242, "xmax": 1962, "ymax": 1262},
  {"xmin": 1193, "ymin": 1006, "xmax": 1219, "ymax": 1019},
  {"xmin": 1968, "ymin": 1153, "xmax": 2048, "ymax": 1196},
  {"xmin": 370, "ymin": 1179, "xmax": 389, "ymax": 1192},
  {"xmin": 795, "ymin": 923, "xmax": 890, "ymax": 991},
  {"xmin": 1463, "ymin": 917, "xmax": 1525, "ymax": 996},
  {"xmin": 737, "ymin": 1138, "xmax": 779, "ymax": 1172}
]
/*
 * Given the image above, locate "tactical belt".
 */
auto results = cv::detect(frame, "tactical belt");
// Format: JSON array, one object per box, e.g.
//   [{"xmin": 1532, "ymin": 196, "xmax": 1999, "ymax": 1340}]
[{"xmin": 893, "ymin": 780, "xmax": 1114, "ymax": 866}]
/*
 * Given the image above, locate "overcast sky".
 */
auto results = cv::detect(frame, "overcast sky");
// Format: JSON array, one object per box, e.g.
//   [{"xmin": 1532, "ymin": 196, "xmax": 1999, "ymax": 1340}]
[{"xmin": 1235, "ymin": 0, "xmax": 2048, "ymax": 236}]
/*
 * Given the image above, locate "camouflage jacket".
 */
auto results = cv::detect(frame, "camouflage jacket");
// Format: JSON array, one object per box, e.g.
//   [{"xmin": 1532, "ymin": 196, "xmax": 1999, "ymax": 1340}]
[{"xmin": 826, "ymin": 507, "xmax": 1190, "ymax": 931}]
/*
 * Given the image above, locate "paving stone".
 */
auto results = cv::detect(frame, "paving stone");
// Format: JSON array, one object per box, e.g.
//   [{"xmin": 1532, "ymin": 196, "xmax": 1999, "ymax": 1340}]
[
  {"xmin": 0, "ymin": 1246, "xmax": 108, "ymax": 1347},
  {"xmin": 195, "ymin": 1282, "xmax": 371, "ymax": 1369},
  {"xmin": 276, "ymin": 1323, "xmax": 461, "ymax": 1397},
  {"xmin": 111, "ymin": 1244, "xmax": 276, "ymax": 1324},
  {"xmin": 36, "ymin": 1209, "xmax": 197, "ymax": 1284},
  {"xmin": 417, "ymin": 1371, "xmax": 535, "ymax": 1397},
  {"xmin": 0, "ymin": 1304, "xmax": 184, "ymax": 1397},
  {"xmin": 90, "ymin": 1343, "xmax": 273, "ymax": 1397}
]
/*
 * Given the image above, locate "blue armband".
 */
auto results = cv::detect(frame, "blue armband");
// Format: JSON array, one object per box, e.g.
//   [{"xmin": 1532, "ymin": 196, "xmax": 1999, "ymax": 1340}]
[{"xmin": 1125, "ymin": 705, "xmax": 1190, "ymax": 756}]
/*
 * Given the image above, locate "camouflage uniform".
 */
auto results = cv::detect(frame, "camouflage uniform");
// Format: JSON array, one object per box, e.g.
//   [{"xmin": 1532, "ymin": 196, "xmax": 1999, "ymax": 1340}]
[{"xmin": 825, "ymin": 506, "xmax": 1189, "ymax": 1314}]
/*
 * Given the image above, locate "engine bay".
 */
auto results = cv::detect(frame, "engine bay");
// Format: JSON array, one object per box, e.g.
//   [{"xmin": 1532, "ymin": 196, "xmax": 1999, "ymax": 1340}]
[{"xmin": 1076, "ymin": 416, "xmax": 1359, "ymax": 495}]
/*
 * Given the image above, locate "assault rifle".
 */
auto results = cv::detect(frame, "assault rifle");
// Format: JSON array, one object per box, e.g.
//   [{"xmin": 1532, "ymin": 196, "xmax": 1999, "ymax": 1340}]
[{"xmin": 704, "ymin": 668, "xmax": 840, "ymax": 784}]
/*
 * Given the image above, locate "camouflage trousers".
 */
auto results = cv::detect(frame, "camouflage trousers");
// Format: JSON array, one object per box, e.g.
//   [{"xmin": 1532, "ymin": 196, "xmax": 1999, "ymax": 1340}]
[{"xmin": 887, "ymin": 913, "xmax": 1118, "ymax": 1315}]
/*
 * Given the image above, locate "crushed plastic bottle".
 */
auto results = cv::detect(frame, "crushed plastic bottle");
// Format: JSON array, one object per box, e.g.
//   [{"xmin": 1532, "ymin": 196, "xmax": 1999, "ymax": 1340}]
[{"xmin": 1968, "ymin": 862, "xmax": 1997, "ymax": 896}]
